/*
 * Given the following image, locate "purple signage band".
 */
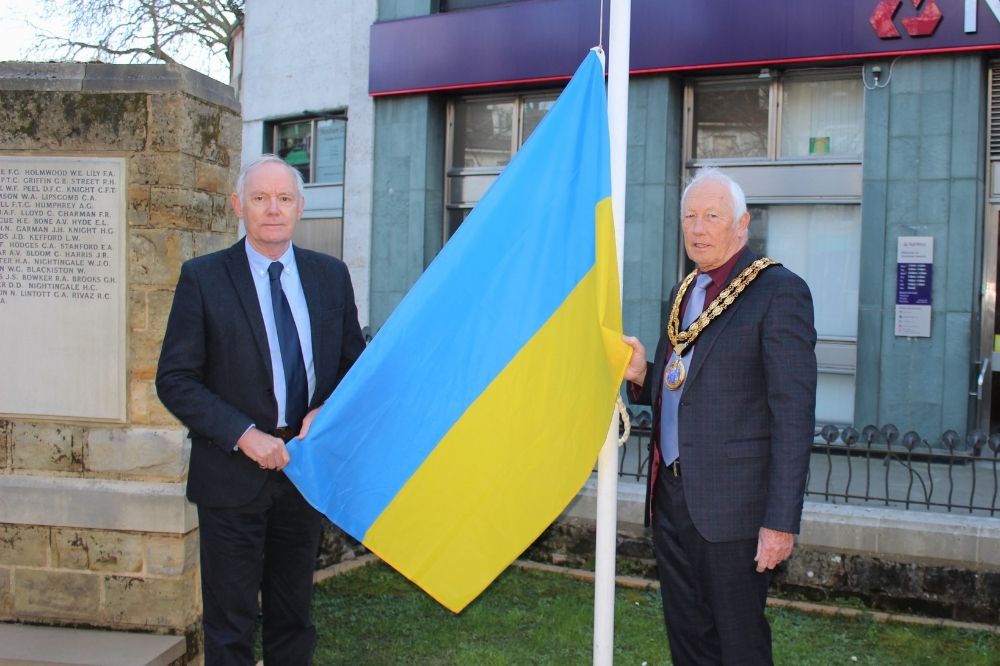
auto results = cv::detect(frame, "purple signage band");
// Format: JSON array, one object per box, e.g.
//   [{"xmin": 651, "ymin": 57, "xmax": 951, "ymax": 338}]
[{"xmin": 370, "ymin": 0, "xmax": 1000, "ymax": 96}]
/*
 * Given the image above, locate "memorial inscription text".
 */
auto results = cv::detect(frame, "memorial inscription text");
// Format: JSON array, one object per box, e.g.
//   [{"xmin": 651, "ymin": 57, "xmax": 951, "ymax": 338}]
[{"xmin": 0, "ymin": 166, "xmax": 119, "ymax": 305}]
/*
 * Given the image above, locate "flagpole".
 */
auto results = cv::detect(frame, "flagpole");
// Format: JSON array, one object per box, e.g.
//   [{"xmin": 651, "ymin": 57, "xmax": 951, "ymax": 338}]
[{"xmin": 594, "ymin": 0, "xmax": 630, "ymax": 664}]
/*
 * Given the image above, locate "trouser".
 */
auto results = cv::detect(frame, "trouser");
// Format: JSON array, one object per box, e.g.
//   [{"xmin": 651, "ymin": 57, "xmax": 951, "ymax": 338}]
[
  {"xmin": 197, "ymin": 471, "xmax": 323, "ymax": 666},
  {"xmin": 652, "ymin": 460, "xmax": 773, "ymax": 666}
]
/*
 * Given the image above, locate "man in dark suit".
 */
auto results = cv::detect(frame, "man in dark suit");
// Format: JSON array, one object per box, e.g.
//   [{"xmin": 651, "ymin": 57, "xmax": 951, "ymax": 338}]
[
  {"xmin": 623, "ymin": 168, "xmax": 817, "ymax": 665},
  {"xmin": 156, "ymin": 154, "xmax": 365, "ymax": 665}
]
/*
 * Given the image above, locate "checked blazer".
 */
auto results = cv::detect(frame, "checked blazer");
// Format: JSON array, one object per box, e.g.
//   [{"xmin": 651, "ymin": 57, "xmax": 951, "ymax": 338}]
[{"xmin": 633, "ymin": 247, "xmax": 817, "ymax": 542}]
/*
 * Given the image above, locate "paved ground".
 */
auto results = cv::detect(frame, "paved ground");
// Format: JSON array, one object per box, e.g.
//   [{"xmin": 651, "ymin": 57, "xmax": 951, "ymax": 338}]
[{"xmin": 0, "ymin": 623, "xmax": 184, "ymax": 666}]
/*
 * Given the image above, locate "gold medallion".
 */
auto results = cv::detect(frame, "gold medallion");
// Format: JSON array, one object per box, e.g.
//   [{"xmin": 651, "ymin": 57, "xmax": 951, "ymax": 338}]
[{"xmin": 664, "ymin": 356, "xmax": 686, "ymax": 390}]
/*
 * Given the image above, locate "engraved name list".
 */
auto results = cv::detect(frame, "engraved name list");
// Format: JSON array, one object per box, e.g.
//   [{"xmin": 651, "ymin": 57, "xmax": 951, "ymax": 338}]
[
  {"xmin": 0, "ymin": 156, "xmax": 126, "ymax": 422},
  {"xmin": 0, "ymin": 165, "xmax": 119, "ymax": 304}
]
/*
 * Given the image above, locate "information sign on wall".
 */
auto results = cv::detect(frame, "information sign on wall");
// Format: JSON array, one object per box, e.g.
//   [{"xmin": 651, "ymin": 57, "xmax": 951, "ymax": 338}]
[{"xmin": 894, "ymin": 236, "xmax": 933, "ymax": 338}]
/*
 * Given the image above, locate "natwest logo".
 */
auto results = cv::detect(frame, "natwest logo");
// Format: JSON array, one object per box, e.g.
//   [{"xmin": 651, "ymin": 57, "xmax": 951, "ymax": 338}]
[
  {"xmin": 870, "ymin": 0, "xmax": 1000, "ymax": 39},
  {"xmin": 870, "ymin": 0, "xmax": 942, "ymax": 38}
]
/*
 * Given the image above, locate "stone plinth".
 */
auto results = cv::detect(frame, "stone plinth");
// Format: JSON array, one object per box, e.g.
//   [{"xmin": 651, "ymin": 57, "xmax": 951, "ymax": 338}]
[{"xmin": 0, "ymin": 61, "xmax": 240, "ymax": 663}]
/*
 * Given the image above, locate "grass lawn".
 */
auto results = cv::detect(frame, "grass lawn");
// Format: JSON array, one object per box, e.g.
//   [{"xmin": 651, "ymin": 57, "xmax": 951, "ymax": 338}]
[{"xmin": 309, "ymin": 561, "xmax": 1000, "ymax": 665}]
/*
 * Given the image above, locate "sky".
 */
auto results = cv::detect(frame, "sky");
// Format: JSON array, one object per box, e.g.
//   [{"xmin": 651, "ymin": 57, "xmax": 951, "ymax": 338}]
[
  {"xmin": 0, "ymin": 0, "xmax": 229, "ymax": 81},
  {"xmin": 0, "ymin": 0, "xmax": 62, "ymax": 63}
]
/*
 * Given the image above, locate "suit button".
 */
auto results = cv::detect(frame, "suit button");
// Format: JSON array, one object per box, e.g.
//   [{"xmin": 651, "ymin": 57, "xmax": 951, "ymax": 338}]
[{"xmin": 265, "ymin": 388, "xmax": 274, "ymax": 397}]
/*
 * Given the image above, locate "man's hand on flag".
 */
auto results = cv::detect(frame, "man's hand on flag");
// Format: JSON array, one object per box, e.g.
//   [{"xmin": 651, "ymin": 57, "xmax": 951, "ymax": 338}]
[
  {"xmin": 622, "ymin": 335, "xmax": 647, "ymax": 386},
  {"xmin": 297, "ymin": 407, "xmax": 321, "ymax": 441},
  {"xmin": 238, "ymin": 428, "xmax": 290, "ymax": 470}
]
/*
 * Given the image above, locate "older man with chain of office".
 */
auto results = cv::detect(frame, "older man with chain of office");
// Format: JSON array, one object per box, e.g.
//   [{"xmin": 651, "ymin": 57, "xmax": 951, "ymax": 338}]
[{"xmin": 623, "ymin": 167, "xmax": 817, "ymax": 665}]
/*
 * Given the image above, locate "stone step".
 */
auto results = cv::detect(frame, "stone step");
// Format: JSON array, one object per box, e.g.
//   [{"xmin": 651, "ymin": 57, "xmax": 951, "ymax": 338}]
[{"xmin": 0, "ymin": 623, "xmax": 185, "ymax": 666}]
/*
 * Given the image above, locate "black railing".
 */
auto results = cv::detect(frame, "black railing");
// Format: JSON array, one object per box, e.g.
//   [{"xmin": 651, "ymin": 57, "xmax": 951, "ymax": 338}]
[
  {"xmin": 809, "ymin": 424, "xmax": 1000, "ymax": 516},
  {"xmin": 611, "ymin": 410, "xmax": 1000, "ymax": 516}
]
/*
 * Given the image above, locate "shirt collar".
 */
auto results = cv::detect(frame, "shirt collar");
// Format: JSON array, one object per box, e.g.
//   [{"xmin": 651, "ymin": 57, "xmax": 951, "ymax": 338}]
[{"xmin": 245, "ymin": 240, "xmax": 297, "ymax": 277}]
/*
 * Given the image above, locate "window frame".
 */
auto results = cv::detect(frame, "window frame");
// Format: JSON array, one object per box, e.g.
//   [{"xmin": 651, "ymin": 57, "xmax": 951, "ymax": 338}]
[
  {"xmin": 684, "ymin": 67, "xmax": 864, "ymax": 167},
  {"xmin": 265, "ymin": 113, "xmax": 348, "ymax": 187},
  {"xmin": 444, "ymin": 89, "xmax": 560, "ymax": 240}
]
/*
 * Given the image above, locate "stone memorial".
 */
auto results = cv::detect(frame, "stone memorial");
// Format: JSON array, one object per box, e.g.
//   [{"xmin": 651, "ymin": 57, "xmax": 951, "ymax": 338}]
[{"xmin": 0, "ymin": 61, "xmax": 240, "ymax": 664}]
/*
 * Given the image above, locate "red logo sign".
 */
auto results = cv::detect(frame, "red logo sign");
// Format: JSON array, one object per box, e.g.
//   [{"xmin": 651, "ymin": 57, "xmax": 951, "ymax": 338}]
[{"xmin": 870, "ymin": 0, "xmax": 943, "ymax": 38}]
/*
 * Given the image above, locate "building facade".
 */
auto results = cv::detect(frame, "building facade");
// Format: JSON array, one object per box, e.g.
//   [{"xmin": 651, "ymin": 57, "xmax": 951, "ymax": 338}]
[
  {"xmin": 236, "ymin": 0, "xmax": 1000, "ymax": 440},
  {"xmin": 233, "ymin": 0, "xmax": 377, "ymax": 329}
]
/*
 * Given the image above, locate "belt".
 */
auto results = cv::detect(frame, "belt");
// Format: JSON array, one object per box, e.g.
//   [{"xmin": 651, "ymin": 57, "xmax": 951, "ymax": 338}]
[
  {"xmin": 273, "ymin": 427, "xmax": 298, "ymax": 442},
  {"xmin": 663, "ymin": 459, "xmax": 681, "ymax": 477}
]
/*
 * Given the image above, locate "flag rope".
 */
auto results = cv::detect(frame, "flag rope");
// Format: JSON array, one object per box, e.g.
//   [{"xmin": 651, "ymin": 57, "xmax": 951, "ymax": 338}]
[{"xmin": 616, "ymin": 396, "xmax": 630, "ymax": 445}]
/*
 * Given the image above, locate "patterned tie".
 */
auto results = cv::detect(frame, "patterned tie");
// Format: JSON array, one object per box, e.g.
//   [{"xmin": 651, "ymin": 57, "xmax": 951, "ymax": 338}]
[
  {"xmin": 660, "ymin": 273, "xmax": 712, "ymax": 466},
  {"xmin": 268, "ymin": 261, "xmax": 308, "ymax": 431}
]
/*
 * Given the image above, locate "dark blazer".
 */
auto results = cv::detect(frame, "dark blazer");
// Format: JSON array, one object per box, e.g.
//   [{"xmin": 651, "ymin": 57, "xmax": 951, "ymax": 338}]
[
  {"xmin": 156, "ymin": 238, "xmax": 366, "ymax": 508},
  {"xmin": 633, "ymin": 247, "xmax": 817, "ymax": 542}
]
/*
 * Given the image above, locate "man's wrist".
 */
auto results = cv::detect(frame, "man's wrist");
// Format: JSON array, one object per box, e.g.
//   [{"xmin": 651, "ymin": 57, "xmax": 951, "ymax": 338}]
[{"xmin": 235, "ymin": 424, "xmax": 255, "ymax": 451}]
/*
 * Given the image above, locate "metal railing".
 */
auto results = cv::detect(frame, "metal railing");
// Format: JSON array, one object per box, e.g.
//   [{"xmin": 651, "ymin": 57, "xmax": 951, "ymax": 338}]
[
  {"xmin": 612, "ymin": 410, "xmax": 1000, "ymax": 516},
  {"xmin": 809, "ymin": 424, "xmax": 1000, "ymax": 516}
]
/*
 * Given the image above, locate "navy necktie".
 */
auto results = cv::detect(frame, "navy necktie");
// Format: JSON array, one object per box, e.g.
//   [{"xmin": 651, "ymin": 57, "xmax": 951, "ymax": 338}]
[
  {"xmin": 660, "ymin": 273, "xmax": 712, "ymax": 465},
  {"xmin": 268, "ymin": 261, "xmax": 308, "ymax": 431}
]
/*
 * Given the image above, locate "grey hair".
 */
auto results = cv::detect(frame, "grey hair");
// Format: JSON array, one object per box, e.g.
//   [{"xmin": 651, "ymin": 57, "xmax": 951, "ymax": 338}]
[
  {"xmin": 681, "ymin": 167, "xmax": 748, "ymax": 223},
  {"xmin": 234, "ymin": 153, "xmax": 306, "ymax": 203}
]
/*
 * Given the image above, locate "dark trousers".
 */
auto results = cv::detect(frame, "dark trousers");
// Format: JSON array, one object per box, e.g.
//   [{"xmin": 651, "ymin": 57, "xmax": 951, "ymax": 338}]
[
  {"xmin": 653, "ymin": 460, "xmax": 773, "ymax": 666},
  {"xmin": 197, "ymin": 472, "xmax": 323, "ymax": 666}
]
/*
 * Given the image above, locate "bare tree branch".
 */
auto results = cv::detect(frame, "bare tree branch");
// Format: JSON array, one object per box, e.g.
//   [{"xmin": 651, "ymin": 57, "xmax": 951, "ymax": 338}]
[{"xmin": 31, "ymin": 0, "xmax": 243, "ymax": 79}]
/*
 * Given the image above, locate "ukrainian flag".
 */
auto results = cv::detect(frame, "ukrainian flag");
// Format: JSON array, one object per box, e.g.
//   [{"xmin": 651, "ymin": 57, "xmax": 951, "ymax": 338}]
[{"xmin": 285, "ymin": 50, "xmax": 630, "ymax": 613}]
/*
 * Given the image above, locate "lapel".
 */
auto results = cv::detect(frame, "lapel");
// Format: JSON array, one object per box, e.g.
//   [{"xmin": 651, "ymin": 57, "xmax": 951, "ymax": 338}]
[
  {"xmin": 683, "ymin": 247, "xmax": 759, "ymax": 391},
  {"xmin": 225, "ymin": 238, "xmax": 273, "ymax": 380}
]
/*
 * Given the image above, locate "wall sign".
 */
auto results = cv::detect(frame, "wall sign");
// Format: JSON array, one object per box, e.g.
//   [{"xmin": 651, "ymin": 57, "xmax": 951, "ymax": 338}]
[
  {"xmin": 370, "ymin": 0, "xmax": 1000, "ymax": 96},
  {"xmin": 0, "ymin": 156, "xmax": 126, "ymax": 422},
  {"xmin": 894, "ymin": 236, "xmax": 934, "ymax": 338}
]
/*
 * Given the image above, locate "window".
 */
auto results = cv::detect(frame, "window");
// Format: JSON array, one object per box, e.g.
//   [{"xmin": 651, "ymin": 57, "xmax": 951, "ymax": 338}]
[
  {"xmin": 693, "ymin": 80, "xmax": 770, "ymax": 159},
  {"xmin": 748, "ymin": 205, "xmax": 861, "ymax": 424},
  {"xmin": 445, "ymin": 91, "xmax": 558, "ymax": 239},
  {"xmin": 690, "ymin": 70, "xmax": 863, "ymax": 163},
  {"xmin": 686, "ymin": 68, "xmax": 864, "ymax": 425},
  {"xmin": 780, "ymin": 76, "xmax": 864, "ymax": 159},
  {"xmin": 271, "ymin": 116, "xmax": 347, "ymax": 185},
  {"xmin": 452, "ymin": 98, "xmax": 515, "ymax": 169}
]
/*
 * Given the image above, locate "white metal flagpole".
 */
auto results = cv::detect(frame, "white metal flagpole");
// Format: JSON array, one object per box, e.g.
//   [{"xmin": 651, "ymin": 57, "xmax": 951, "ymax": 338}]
[{"xmin": 593, "ymin": 0, "xmax": 630, "ymax": 664}]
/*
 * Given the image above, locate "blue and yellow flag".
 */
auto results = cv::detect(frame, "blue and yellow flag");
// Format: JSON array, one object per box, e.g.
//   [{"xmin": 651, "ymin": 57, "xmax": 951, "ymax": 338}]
[{"xmin": 285, "ymin": 50, "xmax": 630, "ymax": 613}]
